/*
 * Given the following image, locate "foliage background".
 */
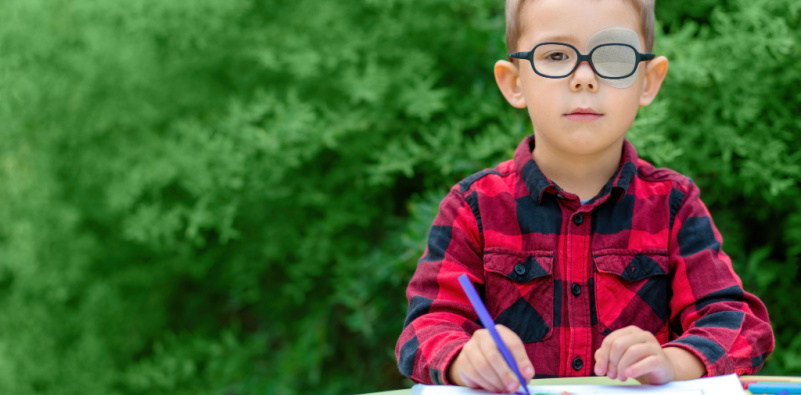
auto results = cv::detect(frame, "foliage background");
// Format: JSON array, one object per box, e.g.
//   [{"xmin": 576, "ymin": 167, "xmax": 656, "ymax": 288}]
[{"xmin": 0, "ymin": 0, "xmax": 798, "ymax": 393}]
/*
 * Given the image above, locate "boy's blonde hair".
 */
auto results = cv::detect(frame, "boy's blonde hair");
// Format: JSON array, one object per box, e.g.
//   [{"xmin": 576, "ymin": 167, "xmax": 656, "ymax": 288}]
[{"xmin": 505, "ymin": 0, "xmax": 655, "ymax": 53}]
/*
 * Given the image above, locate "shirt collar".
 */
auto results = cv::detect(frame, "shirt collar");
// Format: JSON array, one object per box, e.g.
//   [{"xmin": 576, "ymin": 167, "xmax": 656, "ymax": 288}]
[{"xmin": 514, "ymin": 134, "xmax": 639, "ymax": 204}]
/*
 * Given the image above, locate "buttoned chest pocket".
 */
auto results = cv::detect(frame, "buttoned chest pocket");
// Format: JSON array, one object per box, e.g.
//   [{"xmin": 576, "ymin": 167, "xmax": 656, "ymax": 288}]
[
  {"xmin": 484, "ymin": 248, "xmax": 555, "ymax": 343},
  {"xmin": 593, "ymin": 249, "xmax": 670, "ymax": 340}
]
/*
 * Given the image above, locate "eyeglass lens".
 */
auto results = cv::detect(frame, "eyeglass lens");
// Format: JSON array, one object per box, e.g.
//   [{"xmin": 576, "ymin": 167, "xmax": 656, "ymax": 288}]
[{"xmin": 533, "ymin": 43, "xmax": 637, "ymax": 78}]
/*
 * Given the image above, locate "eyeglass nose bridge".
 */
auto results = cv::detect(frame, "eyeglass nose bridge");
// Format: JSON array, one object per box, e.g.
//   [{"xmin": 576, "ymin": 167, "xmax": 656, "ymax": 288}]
[
  {"xmin": 570, "ymin": 52, "xmax": 598, "ymax": 77},
  {"xmin": 553, "ymin": 46, "xmax": 616, "ymax": 80}
]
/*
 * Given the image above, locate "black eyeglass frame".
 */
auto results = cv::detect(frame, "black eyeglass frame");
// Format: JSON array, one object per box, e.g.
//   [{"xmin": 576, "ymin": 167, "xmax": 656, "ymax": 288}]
[{"xmin": 508, "ymin": 42, "xmax": 655, "ymax": 80}]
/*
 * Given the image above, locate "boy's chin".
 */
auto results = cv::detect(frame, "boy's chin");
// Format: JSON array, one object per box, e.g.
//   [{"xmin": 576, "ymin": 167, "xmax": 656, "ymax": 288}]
[{"xmin": 554, "ymin": 136, "xmax": 623, "ymax": 156}]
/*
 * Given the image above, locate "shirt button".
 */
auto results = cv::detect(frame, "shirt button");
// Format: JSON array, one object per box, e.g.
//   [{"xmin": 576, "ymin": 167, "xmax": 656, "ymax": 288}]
[
  {"xmin": 514, "ymin": 264, "xmax": 526, "ymax": 276},
  {"xmin": 571, "ymin": 283, "xmax": 581, "ymax": 296},
  {"xmin": 572, "ymin": 356, "xmax": 583, "ymax": 371},
  {"xmin": 572, "ymin": 213, "xmax": 584, "ymax": 225}
]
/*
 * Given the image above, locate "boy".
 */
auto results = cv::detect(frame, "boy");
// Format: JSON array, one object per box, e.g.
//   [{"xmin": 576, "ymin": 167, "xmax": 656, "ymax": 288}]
[{"xmin": 395, "ymin": 0, "xmax": 774, "ymax": 393}]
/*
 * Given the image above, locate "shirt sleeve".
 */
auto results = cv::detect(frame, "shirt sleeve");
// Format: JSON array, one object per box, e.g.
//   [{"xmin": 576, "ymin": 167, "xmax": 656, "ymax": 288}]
[
  {"xmin": 663, "ymin": 180, "xmax": 775, "ymax": 376},
  {"xmin": 395, "ymin": 186, "xmax": 485, "ymax": 385}
]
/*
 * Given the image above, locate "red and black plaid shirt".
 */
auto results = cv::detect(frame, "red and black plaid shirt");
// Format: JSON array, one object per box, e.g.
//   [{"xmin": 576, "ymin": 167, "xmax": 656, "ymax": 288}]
[{"xmin": 396, "ymin": 135, "xmax": 774, "ymax": 385}]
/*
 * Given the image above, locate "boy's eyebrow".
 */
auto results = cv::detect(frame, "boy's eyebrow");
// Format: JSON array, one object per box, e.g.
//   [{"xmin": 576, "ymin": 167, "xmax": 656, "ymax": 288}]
[{"xmin": 535, "ymin": 34, "xmax": 580, "ymax": 44}]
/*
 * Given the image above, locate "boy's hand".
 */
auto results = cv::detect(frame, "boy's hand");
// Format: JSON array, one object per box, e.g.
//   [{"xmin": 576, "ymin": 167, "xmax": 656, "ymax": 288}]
[
  {"xmin": 448, "ymin": 324, "xmax": 534, "ymax": 393},
  {"xmin": 594, "ymin": 326, "xmax": 704, "ymax": 384}
]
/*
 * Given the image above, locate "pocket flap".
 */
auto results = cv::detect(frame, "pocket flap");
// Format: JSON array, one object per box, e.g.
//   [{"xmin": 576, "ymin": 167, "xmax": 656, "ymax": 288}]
[
  {"xmin": 593, "ymin": 249, "xmax": 668, "ymax": 282},
  {"xmin": 484, "ymin": 248, "xmax": 554, "ymax": 283}
]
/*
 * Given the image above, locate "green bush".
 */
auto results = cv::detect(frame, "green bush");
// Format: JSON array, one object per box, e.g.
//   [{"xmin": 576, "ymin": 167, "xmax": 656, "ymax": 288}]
[{"xmin": 0, "ymin": 0, "xmax": 797, "ymax": 393}]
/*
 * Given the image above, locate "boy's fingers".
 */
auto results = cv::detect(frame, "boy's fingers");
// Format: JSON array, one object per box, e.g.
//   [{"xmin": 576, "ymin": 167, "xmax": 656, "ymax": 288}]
[
  {"xmin": 476, "ymin": 330, "xmax": 516, "ymax": 392},
  {"xmin": 595, "ymin": 326, "xmax": 631, "ymax": 377},
  {"xmin": 628, "ymin": 354, "xmax": 673, "ymax": 385},
  {"xmin": 449, "ymin": 347, "xmax": 472, "ymax": 387},
  {"xmin": 464, "ymin": 349, "xmax": 502, "ymax": 392},
  {"xmin": 605, "ymin": 328, "xmax": 645, "ymax": 379},
  {"xmin": 612, "ymin": 329, "xmax": 659, "ymax": 381},
  {"xmin": 594, "ymin": 339, "xmax": 612, "ymax": 376},
  {"xmin": 615, "ymin": 342, "xmax": 650, "ymax": 381},
  {"xmin": 461, "ymin": 375, "xmax": 481, "ymax": 390},
  {"xmin": 460, "ymin": 354, "xmax": 494, "ymax": 391},
  {"xmin": 497, "ymin": 325, "xmax": 535, "ymax": 379},
  {"xmin": 625, "ymin": 354, "xmax": 661, "ymax": 383}
]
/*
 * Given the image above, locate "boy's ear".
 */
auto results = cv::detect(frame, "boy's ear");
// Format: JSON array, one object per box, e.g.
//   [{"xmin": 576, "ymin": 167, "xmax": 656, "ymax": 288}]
[
  {"xmin": 639, "ymin": 55, "xmax": 669, "ymax": 107},
  {"xmin": 494, "ymin": 60, "xmax": 527, "ymax": 108}
]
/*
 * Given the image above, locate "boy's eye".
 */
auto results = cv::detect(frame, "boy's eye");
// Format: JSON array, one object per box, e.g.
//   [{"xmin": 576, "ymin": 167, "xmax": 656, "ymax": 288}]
[{"xmin": 545, "ymin": 52, "xmax": 570, "ymax": 61}]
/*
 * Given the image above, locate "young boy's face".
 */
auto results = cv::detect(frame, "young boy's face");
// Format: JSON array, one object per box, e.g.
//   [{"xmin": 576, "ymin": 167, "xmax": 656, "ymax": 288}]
[{"xmin": 496, "ymin": 0, "xmax": 668, "ymax": 159}]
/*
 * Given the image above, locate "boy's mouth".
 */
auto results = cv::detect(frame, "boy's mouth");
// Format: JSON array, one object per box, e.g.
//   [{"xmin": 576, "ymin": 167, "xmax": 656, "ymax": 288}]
[{"xmin": 565, "ymin": 107, "xmax": 603, "ymax": 122}]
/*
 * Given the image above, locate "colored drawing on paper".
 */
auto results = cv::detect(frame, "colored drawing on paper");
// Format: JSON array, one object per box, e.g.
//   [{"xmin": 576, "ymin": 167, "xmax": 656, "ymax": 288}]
[{"xmin": 522, "ymin": 391, "xmax": 704, "ymax": 395}]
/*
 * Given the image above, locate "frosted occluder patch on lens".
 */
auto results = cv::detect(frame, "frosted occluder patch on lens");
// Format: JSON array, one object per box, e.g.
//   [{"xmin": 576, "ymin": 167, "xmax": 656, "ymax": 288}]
[{"xmin": 586, "ymin": 28, "xmax": 642, "ymax": 88}]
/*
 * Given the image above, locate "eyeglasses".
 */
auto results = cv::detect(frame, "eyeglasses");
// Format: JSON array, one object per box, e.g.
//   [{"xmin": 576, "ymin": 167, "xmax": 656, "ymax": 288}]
[{"xmin": 508, "ymin": 42, "xmax": 655, "ymax": 79}]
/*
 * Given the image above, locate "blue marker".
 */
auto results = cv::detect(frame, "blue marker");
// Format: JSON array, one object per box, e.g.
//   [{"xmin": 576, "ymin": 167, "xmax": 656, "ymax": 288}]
[
  {"xmin": 458, "ymin": 274, "xmax": 530, "ymax": 395},
  {"xmin": 747, "ymin": 383, "xmax": 801, "ymax": 394}
]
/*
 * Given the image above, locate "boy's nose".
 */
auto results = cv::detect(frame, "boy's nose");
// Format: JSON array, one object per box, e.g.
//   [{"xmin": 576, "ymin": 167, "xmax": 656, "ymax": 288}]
[{"xmin": 570, "ymin": 61, "xmax": 598, "ymax": 92}]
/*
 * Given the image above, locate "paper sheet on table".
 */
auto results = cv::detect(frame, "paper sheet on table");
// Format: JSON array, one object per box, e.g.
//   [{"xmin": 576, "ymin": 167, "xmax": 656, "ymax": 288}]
[{"xmin": 410, "ymin": 373, "xmax": 744, "ymax": 395}]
